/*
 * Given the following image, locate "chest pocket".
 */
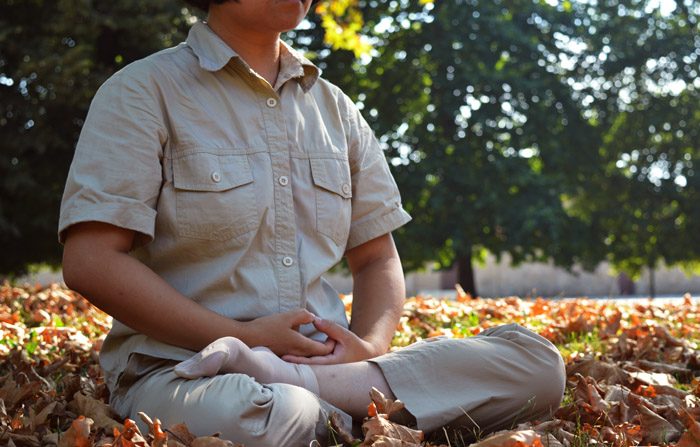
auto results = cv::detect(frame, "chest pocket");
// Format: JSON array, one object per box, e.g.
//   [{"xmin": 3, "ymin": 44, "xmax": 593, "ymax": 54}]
[
  {"xmin": 310, "ymin": 156, "xmax": 352, "ymax": 247},
  {"xmin": 173, "ymin": 152, "xmax": 258, "ymax": 241}
]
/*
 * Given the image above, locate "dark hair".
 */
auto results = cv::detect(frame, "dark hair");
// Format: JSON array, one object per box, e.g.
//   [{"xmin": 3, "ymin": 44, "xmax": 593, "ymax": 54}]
[{"xmin": 183, "ymin": 0, "xmax": 232, "ymax": 12}]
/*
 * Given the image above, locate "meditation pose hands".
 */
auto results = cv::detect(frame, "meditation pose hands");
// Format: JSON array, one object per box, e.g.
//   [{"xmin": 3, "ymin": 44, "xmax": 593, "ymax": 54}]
[
  {"xmin": 282, "ymin": 317, "xmax": 381, "ymax": 365},
  {"xmin": 242, "ymin": 309, "xmax": 336, "ymax": 357}
]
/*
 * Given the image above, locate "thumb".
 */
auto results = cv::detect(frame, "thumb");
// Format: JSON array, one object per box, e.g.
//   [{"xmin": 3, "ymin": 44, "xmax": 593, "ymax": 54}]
[
  {"xmin": 288, "ymin": 309, "xmax": 316, "ymax": 327},
  {"xmin": 313, "ymin": 317, "xmax": 349, "ymax": 342}
]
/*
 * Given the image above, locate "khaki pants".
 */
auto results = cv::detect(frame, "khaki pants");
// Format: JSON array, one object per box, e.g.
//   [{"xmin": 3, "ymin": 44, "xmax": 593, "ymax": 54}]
[{"xmin": 110, "ymin": 324, "xmax": 565, "ymax": 446}]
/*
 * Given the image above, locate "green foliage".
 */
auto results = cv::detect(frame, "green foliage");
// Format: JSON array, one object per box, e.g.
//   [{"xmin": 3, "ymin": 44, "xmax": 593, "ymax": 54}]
[
  {"xmin": 564, "ymin": 0, "xmax": 700, "ymax": 281},
  {"xmin": 0, "ymin": 0, "xmax": 189, "ymax": 274},
  {"xmin": 333, "ymin": 1, "xmax": 596, "ymax": 292},
  {"xmin": 298, "ymin": 0, "xmax": 700, "ymax": 293},
  {"xmin": 2, "ymin": 0, "xmax": 700, "ymax": 289}
]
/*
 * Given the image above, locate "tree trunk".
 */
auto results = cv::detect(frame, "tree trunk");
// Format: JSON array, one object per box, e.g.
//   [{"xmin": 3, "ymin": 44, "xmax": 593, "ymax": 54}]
[
  {"xmin": 457, "ymin": 251, "xmax": 478, "ymax": 297},
  {"xmin": 648, "ymin": 266, "xmax": 656, "ymax": 299}
]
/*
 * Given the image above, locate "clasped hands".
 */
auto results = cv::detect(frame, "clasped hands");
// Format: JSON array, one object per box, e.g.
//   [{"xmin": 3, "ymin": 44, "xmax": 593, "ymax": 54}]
[
  {"xmin": 249, "ymin": 309, "xmax": 382, "ymax": 364},
  {"xmin": 175, "ymin": 309, "xmax": 380, "ymax": 379}
]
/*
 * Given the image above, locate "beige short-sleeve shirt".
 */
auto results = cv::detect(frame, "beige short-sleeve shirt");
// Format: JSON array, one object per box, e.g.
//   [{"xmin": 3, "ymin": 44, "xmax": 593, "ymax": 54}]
[{"xmin": 58, "ymin": 22, "xmax": 411, "ymax": 392}]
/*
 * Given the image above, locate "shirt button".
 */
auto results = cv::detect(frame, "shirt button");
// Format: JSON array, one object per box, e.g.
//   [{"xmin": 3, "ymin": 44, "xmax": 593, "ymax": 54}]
[
  {"xmin": 211, "ymin": 171, "xmax": 221, "ymax": 183},
  {"xmin": 282, "ymin": 256, "xmax": 294, "ymax": 267},
  {"xmin": 266, "ymin": 97, "xmax": 278, "ymax": 108},
  {"xmin": 279, "ymin": 175, "xmax": 289, "ymax": 186},
  {"xmin": 342, "ymin": 183, "xmax": 351, "ymax": 195}
]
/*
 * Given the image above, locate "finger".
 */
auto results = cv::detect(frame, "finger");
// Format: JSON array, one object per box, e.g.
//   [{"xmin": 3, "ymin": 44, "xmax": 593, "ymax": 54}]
[
  {"xmin": 322, "ymin": 337, "xmax": 337, "ymax": 352},
  {"xmin": 313, "ymin": 318, "xmax": 350, "ymax": 342},
  {"xmin": 290, "ymin": 334, "xmax": 335, "ymax": 357},
  {"xmin": 287, "ymin": 309, "xmax": 316, "ymax": 327}
]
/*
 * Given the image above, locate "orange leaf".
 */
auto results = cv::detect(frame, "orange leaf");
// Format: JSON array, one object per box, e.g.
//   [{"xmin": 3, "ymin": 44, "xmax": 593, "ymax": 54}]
[
  {"xmin": 59, "ymin": 415, "xmax": 93, "ymax": 447},
  {"xmin": 369, "ymin": 387, "xmax": 406, "ymax": 417},
  {"xmin": 368, "ymin": 402, "xmax": 378, "ymax": 417},
  {"xmin": 641, "ymin": 385, "xmax": 657, "ymax": 398}
]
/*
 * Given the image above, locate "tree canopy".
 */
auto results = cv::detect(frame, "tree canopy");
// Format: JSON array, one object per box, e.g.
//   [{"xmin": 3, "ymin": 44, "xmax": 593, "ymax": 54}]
[{"xmin": 2, "ymin": 0, "xmax": 699, "ymax": 297}]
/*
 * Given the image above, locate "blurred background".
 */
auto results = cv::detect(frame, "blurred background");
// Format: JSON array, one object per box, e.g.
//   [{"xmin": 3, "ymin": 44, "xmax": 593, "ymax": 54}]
[{"xmin": 1, "ymin": 0, "xmax": 699, "ymax": 298}]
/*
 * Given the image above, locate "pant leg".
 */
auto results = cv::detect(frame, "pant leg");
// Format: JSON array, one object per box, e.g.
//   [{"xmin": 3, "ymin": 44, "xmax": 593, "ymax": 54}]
[
  {"xmin": 109, "ymin": 354, "xmax": 353, "ymax": 447},
  {"xmin": 370, "ymin": 323, "xmax": 565, "ymax": 436}
]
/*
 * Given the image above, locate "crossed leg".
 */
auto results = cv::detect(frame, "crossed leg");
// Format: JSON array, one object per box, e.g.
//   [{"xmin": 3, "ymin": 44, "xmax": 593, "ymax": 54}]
[
  {"xmin": 173, "ymin": 336, "xmax": 393, "ymax": 418},
  {"xmin": 173, "ymin": 325, "xmax": 567, "ymax": 434}
]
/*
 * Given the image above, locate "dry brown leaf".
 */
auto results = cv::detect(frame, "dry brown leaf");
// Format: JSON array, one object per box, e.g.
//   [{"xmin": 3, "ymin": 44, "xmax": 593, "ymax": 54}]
[
  {"xmin": 539, "ymin": 433, "xmax": 564, "ymax": 447},
  {"xmin": 567, "ymin": 358, "xmax": 631, "ymax": 385},
  {"xmin": 3, "ymin": 433, "xmax": 41, "ymax": 447},
  {"xmin": 112, "ymin": 418, "xmax": 149, "ymax": 446},
  {"xmin": 637, "ymin": 404, "xmax": 681, "ymax": 444},
  {"xmin": 0, "ymin": 376, "xmax": 39, "ymax": 408},
  {"xmin": 329, "ymin": 411, "xmax": 358, "ymax": 445},
  {"xmin": 362, "ymin": 416, "xmax": 423, "ymax": 446},
  {"xmin": 59, "ymin": 415, "xmax": 94, "ymax": 447},
  {"xmin": 573, "ymin": 374, "xmax": 610, "ymax": 415},
  {"xmin": 167, "ymin": 422, "xmax": 197, "ymax": 445},
  {"xmin": 677, "ymin": 412, "xmax": 700, "ymax": 447},
  {"xmin": 70, "ymin": 392, "xmax": 123, "ymax": 433},
  {"xmin": 468, "ymin": 429, "xmax": 543, "ymax": 447},
  {"xmin": 369, "ymin": 387, "xmax": 406, "ymax": 417},
  {"xmin": 28, "ymin": 400, "xmax": 58, "ymax": 430},
  {"xmin": 370, "ymin": 435, "xmax": 422, "ymax": 446}
]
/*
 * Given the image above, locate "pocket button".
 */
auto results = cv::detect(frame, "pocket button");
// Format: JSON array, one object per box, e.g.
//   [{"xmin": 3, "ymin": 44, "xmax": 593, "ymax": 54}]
[
  {"xmin": 341, "ymin": 183, "xmax": 351, "ymax": 195},
  {"xmin": 211, "ymin": 171, "xmax": 222, "ymax": 183}
]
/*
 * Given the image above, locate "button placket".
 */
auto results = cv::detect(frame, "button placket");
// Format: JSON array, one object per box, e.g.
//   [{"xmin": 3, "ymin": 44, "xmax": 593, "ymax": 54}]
[{"xmin": 258, "ymin": 88, "xmax": 301, "ymax": 311}]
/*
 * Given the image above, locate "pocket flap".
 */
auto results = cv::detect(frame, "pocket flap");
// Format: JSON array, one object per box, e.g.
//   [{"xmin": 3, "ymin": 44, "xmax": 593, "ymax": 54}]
[
  {"xmin": 310, "ymin": 158, "xmax": 352, "ymax": 199},
  {"xmin": 173, "ymin": 152, "xmax": 254, "ymax": 192}
]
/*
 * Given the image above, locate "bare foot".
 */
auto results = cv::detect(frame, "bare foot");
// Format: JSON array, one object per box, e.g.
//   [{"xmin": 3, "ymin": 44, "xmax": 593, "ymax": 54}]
[{"xmin": 174, "ymin": 336, "xmax": 319, "ymax": 394}]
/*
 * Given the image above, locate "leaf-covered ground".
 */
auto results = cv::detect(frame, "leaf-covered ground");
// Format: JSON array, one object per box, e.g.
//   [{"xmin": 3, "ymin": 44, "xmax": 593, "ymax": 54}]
[{"xmin": 1, "ymin": 282, "xmax": 700, "ymax": 446}]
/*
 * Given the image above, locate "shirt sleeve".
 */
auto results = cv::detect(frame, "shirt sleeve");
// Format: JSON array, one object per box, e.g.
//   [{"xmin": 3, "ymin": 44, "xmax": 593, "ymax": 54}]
[
  {"xmin": 58, "ymin": 61, "xmax": 167, "ymax": 245},
  {"xmin": 343, "ymin": 95, "xmax": 412, "ymax": 251}
]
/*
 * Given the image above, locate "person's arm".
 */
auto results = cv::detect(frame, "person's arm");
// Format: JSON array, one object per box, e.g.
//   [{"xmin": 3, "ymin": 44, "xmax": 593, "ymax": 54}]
[
  {"xmin": 282, "ymin": 233, "xmax": 404, "ymax": 364},
  {"xmin": 62, "ymin": 221, "xmax": 334, "ymax": 356},
  {"xmin": 346, "ymin": 232, "xmax": 404, "ymax": 353}
]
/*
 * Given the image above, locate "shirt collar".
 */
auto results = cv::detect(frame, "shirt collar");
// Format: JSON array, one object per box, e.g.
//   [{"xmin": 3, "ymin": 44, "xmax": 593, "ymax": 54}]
[{"xmin": 186, "ymin": 21, "xmax": 321, "ymax": 92}]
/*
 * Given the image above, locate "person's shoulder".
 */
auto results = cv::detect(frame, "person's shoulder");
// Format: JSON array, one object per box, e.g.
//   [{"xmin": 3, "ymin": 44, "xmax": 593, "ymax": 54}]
[
  {"xmin": 310, "ymin": 76, "xmax": 358, "ymax": 116},
  {"xmin": 101, "ymin": 43, "xmax": 194, "ymax": 92},
  {"xmin": 311, "ymin": 76, "xmax": 345, "ymax": 99}
]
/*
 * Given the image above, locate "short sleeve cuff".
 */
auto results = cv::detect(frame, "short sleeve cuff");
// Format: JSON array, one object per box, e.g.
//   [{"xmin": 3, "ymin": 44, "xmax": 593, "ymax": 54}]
[
  {"xmin": 346, "ymin": 206, "xmax": 412, "ymax": 250},
  {"xmin": 58, "ymin": 201, "xmax": 157, "ymax": 244}
]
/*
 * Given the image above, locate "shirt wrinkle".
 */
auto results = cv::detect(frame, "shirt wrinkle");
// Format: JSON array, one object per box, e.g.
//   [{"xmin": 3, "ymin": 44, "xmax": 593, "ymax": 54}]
[{"xmin": 58, "ymin": 22, "xmax": 411, "ymax": 394}]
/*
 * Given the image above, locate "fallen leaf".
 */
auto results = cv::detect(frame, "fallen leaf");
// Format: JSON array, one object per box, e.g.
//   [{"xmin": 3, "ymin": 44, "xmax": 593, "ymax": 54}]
[
  {"xmin": 59, "ymin": 415, "xmax": 94, "ymax": 447},
  {"xmin": 70, "ymin": 392, "xmax": 123, "ymax": 433},
  {"xmin": 362, "ymin": 415, "xmax": 423, "ymax": 446},
  {"xmin": 637, "ymin": 404, "xmax": 681, "ymax": 444},
  {"xmin": 167, "ymin": 422, "xmax": 196, "ymax": 445},
  {"xmin": 369, "ymin": 387, "xmax": 406, "ymax": 417},
  {"xmin": 468, "ymin": 429, "xmax": 543, "ymax": 447}
]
